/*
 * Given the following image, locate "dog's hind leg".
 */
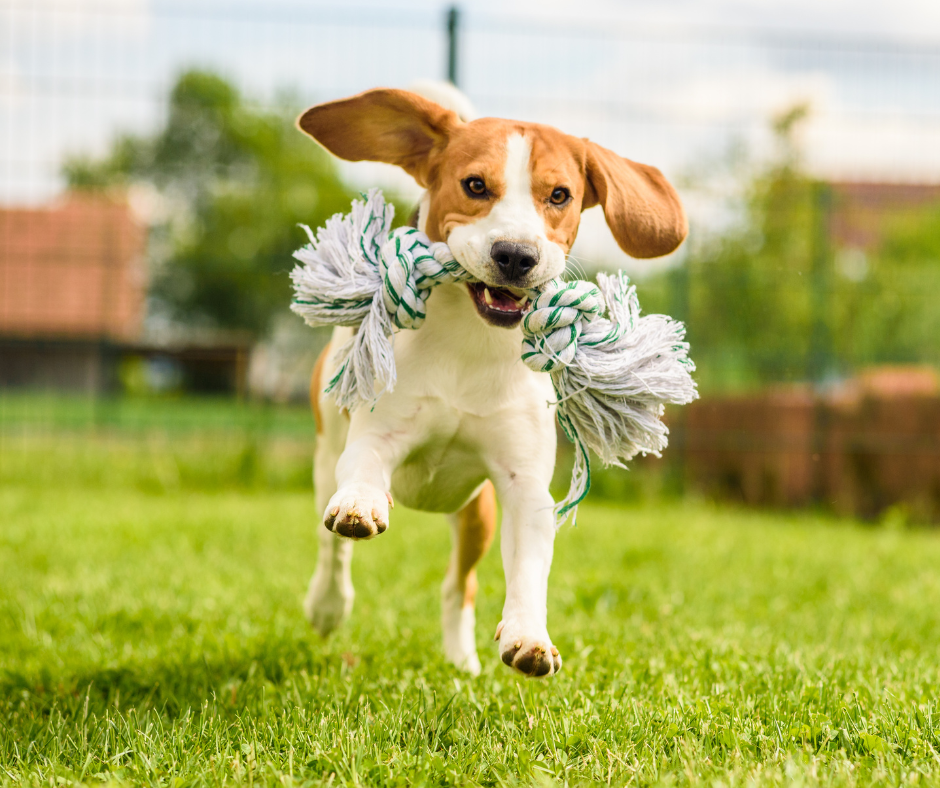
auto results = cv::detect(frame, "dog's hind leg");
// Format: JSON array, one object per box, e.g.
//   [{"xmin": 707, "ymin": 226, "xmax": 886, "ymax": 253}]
[
  {"xmin": 304, "ymin": 340, "xmax": 355, "ymax": 636},
  {"xmin": 442, "ymin": 480, "xmax": 497, "ymax": 674},
  {"xmin": 305, "ymin": 454, "xmax": 354, "ymax": 636}
]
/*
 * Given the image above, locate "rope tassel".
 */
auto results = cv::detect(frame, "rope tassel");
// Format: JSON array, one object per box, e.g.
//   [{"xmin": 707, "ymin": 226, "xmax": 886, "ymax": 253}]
[{"xmin": 291, "ymin": 189, "xmax": 698, "ymax": 526}]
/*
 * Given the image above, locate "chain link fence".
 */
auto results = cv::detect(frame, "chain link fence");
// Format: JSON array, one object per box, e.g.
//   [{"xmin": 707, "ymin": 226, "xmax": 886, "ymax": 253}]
[{"xmin": 2, "ymin": 1, "xmax": 939, "ymax": 516}]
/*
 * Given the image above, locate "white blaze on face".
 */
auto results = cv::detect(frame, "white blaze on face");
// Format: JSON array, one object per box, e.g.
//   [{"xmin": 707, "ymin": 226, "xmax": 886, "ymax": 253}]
[
  {"xmin": 446, "ymin": 133, "xmax": 567, "ymax": 285},
  {"xmin": 491, "ymin": 133, "xmax": 542, "ymax": 243}
]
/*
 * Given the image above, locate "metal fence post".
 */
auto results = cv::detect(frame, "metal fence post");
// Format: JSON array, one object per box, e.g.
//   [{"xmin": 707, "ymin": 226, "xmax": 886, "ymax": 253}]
[
  {"xmin": 446, "ymin": 6, "xmax": 460, "ymax": 86},
  {"xmin": 808, "ymin": 181, "xmax": 833, "ymax": 386},
  {"xmin": 808, "ymin": 181, "xmax": 834, "ymax": 504}
]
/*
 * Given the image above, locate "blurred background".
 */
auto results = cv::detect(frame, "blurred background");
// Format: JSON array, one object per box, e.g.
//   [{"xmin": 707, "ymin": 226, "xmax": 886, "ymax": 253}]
[{"xmin": 2, "ymin": 0, "xmax": 939, "ymax": 523}]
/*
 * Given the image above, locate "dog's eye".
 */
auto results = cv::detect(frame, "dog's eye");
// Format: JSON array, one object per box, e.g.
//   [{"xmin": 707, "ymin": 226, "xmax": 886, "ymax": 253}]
[
  {"xmin": 463, "ymin": 177, "xmax": 488, "ymax": 198},
  {"xmin": 550, "ymin": 187, "xmax": 570, "ymax": 206}
]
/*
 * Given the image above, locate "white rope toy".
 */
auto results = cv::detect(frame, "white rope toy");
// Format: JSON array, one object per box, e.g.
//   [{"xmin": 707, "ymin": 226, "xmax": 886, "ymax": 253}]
[{"xmin": 291, "ymin": 189, "xmax": 698, "ymax": 526}]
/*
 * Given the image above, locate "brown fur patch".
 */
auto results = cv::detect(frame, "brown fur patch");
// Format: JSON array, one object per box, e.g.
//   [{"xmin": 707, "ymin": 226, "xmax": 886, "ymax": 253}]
[
  {"xmin": 422, "ymin": 118, "xmax": 510, "ymax": 241},
  {"xmin": 582, "ymin": 141, "xmax": 688, "ymax": 258},
  {"xmin": 454, "ymin": 480, "xmax": 497, "ymax": 606},
  {"xmin": 297, "ymin": 89, "xmax": 459, "ymax": 187},
  {"xmin": 309, "ymin": 343, "xmax": 330, "ymax": 434},
  {"xmin": 525, "ymin": 126, "xmax": 591, "ymax": 252}
]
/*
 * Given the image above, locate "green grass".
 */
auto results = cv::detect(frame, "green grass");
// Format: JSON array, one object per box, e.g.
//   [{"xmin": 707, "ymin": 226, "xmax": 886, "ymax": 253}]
[
  {"xmin": 0, "ymin": 393, "xmax": 317, "ymax": 493},
  {"xmin": 2, "ymin": 439, "xmax": 940, "ymax": 786},
  {"xmin": 0, "ymin": 392, "xmax": 317, "ymax": 438},
  {"xmin": 0, "ymin": 393, "xmax": 666, "ymax": 503}
]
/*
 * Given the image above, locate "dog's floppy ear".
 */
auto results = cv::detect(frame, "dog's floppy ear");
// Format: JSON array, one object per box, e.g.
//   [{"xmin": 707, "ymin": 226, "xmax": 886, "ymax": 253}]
[
  {"xmin": 297, "ymin": 88, "xmax": 460, "ymax": 187},
  {"xmin": 581, "ymin": 140, "xmax": 688, "ymax": 258}
]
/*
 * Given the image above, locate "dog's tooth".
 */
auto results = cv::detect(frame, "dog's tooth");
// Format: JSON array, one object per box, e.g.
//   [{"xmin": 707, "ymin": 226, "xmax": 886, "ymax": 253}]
[{"xmin": 483, "ymin": 287, "xmax": 494, "ymax": 306}]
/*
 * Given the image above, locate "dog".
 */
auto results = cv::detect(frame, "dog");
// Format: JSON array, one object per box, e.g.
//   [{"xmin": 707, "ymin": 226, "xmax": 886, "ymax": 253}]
[{"xmin": 297, "ymin": 87, "xmax": 686, "ymax": 677}]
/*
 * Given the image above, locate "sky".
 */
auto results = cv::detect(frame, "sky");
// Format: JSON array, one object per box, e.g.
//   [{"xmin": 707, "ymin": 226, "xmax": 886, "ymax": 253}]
[
  {"xmin": 2, "ymin": 0, "xmax": 939, "ymax": 270},
  {"xmin": 328, "ymin": 0, "xmax": 940, "ymax": 39}
]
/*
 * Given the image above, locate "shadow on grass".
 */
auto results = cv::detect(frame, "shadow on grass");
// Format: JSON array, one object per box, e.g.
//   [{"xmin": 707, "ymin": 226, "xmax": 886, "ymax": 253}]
[{"xmin": 0, "ymin": 631, "xmax": 351, "ymax": 720}]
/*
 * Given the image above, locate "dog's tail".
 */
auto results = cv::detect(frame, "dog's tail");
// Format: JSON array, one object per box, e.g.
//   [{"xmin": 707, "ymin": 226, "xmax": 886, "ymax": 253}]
[{"xmin": 408, "ymin": 79, "xmax": 476, "ymax": 122}]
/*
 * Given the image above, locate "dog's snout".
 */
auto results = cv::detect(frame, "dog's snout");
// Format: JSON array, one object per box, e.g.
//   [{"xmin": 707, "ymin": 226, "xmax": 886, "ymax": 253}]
[{"xmin": 491, "ymin": 241, "xmax": 539, "ymax": 281}]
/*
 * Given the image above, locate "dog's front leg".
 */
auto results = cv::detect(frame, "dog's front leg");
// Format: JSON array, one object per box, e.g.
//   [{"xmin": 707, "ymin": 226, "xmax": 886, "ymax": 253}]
[
  {"xmin": 493, "ymin": 479, "xmax": 562, "ymax": 677},
  {"xmin": 323, "ymin": 430, "xmax": 401, "ymax": 540}
]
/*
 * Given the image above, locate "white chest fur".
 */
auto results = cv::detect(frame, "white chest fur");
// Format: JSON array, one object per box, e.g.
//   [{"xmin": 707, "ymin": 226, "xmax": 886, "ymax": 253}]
[{"xmin": 338, "ymin": 282, "xmax": 556, "ymax": 513}]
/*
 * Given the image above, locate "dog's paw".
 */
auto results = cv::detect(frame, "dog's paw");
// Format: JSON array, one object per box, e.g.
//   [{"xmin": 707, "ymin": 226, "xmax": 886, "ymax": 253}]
[
  {"xmin": 494, "ymin": 620, "xmax": 562, "ymax": 678},
  {"xmin": 442, "ymin": 577, "xmax": 481, "ymax": 675},
  {"xmin": 323, "ymin": 484, "xmax": 392, "ymax": 540}
]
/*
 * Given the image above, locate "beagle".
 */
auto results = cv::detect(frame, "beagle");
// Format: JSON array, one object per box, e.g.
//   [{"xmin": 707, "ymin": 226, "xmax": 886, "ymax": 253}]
[{"xmin": 298, "ymin": 87, "xmax": 686, "ymax": 677}]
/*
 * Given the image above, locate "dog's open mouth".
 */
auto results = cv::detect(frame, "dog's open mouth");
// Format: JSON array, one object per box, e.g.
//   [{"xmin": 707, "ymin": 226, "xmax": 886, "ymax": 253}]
[{"xmin": 467, "ymin": 282, "xmax": 530, "ymax": 328}]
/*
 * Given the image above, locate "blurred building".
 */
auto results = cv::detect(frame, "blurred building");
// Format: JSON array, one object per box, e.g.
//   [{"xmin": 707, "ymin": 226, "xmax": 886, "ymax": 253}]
[
  {"xmin": 0, "ymin": 193, "xmax": 251, "ymax": 395},
  {"xmin": 0, "ymin": 194, "xmax": 145, "ymax": 391}
]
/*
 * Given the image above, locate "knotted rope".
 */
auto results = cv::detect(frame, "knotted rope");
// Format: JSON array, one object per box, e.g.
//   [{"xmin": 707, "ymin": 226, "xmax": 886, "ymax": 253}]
[{"xmin": 291, "ymin": 189, "xmax": 698, "ymax": 526}]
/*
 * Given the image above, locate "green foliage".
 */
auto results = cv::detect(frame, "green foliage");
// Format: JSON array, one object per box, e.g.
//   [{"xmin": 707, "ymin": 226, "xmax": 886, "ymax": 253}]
[
  {"xmin": 0, "ymin": 392, "xmax": 317, "ymax": 492},
  {"xmin": 3, "ymin": 445, "xmax": 940, "ymax": 786},
  {"xmin": 0, "ymin": 391, "xmax": 315, "ymax": 436},
  {"xmin": 0, "ymin": 392, "xmax": 674, "ymax": 504},
  {"xmin": 640, "ymin": 106, "xmax": 940, "ymax": 393},
  {"xmin": 640, "ymin": 110, "xmax": 821, "ymax": 392},
  {"xmin": 831, "ymin": 202, "xmax": 940, "ymax": 369},
  {"xmin": 64, "ymin": 71, "xmax": 358, "ymax": 336}
]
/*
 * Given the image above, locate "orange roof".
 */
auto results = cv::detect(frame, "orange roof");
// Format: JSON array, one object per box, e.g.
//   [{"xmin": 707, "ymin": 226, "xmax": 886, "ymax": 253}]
[{"xmin": 0, "ymin": 194, "xmax": 146, "ymax": 341}]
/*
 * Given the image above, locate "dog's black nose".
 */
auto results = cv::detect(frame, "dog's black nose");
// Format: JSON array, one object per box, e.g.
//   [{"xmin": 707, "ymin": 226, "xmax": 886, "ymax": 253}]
[{"xmin": 491, "ymin": 241, "xmax": 539, "ymax": 281}]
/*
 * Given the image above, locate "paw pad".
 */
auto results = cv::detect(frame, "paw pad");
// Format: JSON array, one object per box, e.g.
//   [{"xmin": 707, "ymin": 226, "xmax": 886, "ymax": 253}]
[
  {"xmin": 323, "ymin": 486, "xmax": 391, "ymax": 540},
  {"xmin": 495, "ymin": 622, "xmax": 561, "ymax": 678}
]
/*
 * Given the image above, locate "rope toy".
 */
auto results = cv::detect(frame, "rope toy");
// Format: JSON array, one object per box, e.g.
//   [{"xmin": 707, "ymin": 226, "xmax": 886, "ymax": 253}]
[{"xmin": 291, "ymin": 189, "xmax": 698, "ymax": 526}]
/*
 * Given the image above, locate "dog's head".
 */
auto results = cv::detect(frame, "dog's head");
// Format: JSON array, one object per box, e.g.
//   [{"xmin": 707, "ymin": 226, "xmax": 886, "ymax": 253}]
[{"xmin": 298, "ymin": 88, "xmax": 687, "ymax": 328}]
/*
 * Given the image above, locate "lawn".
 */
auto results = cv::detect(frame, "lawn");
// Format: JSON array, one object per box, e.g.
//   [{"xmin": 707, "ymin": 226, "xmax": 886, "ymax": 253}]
[{"xmin": 2, "ymin": 428, "xmax": 940, "ymax": 785}]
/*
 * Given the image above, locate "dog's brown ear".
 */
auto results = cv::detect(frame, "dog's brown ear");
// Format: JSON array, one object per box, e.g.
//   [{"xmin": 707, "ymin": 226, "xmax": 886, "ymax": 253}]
[
  {"xmin": 581, "ymin": 140, "xmax": 687, "ymax": 258},
  {"xmin": 297, "ymin": 88, "xmax": 460, "ymax": 187}
]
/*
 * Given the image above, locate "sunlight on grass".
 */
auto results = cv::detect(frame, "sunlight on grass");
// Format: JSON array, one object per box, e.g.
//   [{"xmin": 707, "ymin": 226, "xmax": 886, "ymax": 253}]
[{"xmin": 2, "ymin": 451, "xmax": 940, "ymax": 785}]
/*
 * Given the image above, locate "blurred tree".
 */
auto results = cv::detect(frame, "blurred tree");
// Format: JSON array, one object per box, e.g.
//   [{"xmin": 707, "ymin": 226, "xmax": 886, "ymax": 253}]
[
  {"xmin": 641, "ymin": 105, "xmax": 819, "ymax": 391},
  {"xmin": 65, "ymin": 70, "xmax": 358, "ymax": 336},
  {"xmin": 640, "ymin": 105, "xmax": 940, "ymax": 393},
  {"xmin": 832, "ymin": 201, "xmax": 940, "ymax": 369}
]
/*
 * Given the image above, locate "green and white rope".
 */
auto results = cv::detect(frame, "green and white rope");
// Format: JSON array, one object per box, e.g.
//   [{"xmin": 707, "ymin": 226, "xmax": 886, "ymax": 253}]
[{"xmin": 291, "ymin": 189, "xmax": 698, "ymax": 526}]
